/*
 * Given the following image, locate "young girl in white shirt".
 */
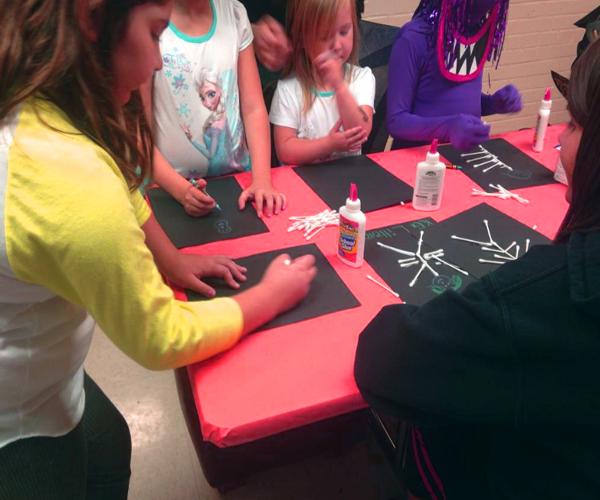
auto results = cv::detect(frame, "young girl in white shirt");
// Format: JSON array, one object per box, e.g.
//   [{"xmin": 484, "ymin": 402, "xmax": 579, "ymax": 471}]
[
  {"xmin": 269, "ymin": 0, "xmax": 376, "ymax": 165},
  {"xmin": 146, "ymin": 0, "xmax": 286, "ymax": 218}
]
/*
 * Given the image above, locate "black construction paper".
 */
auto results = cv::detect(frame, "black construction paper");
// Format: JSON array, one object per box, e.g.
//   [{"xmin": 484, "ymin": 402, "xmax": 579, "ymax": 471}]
[
  {"xmin": 146, "ymin": 177, "xmax": 268, "ymax": 249},
  {"xmin": 186, "ymin": 244, "xmax": 360, "ymax": 330},
  {"xmin": 365, "ymin": 218, "xmax": 476, "ymax": 306},
  {"xmin": 439, "ymin": 138, "xmax": 555, "ymax": 192},
  {"xmin": 293, "ymin": 155, "xmax": 413, "ymax": 212},
  {"xmin": 423, "ymin": 203, "xmax": 551, "ymax": 279}
]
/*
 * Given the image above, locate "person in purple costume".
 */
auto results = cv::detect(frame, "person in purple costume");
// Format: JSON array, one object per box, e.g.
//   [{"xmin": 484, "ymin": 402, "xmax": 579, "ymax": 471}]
[{"xmin": 387, "ymin": 0, "xmax": 522, "ymax": 151}]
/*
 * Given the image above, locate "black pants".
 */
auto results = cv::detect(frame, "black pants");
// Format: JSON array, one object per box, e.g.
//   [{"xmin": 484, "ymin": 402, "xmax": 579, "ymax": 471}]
[
  {"xmin": 404, "ymin": 425, "xmax": 490, "ymax": 500},
  {"xmin": 0, "ymin": 374, "xmax": 131, "ymax": 500}
]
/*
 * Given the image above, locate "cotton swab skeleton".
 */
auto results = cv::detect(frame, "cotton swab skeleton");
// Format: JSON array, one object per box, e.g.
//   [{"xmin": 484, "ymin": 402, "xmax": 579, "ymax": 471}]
[
  {"xmin": 377, "ymin": 231, "xmax": 469, "ymax": 288},
  {"xmin": 471, "ymin": 184, "xmax": 529, "ymax": 204},
  {"xmin": 287, "ymin": 209, "xmax": 339, "ymax": 240},
  {"xmin": 452, "ymin": 219, "xmax": 528, "ymax": 265},
  {"xmin": 460, "ymin": 146, "xmax": 513, "ymax": 173}
]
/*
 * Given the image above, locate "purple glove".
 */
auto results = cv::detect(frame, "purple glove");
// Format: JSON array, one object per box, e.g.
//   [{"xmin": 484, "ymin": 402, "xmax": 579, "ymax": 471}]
[
  {"xmin": 444, "ymin": 114, "xmax": 491, "ymax": 152},
  {"xmin": 487, "ymin": 84, "xmax": 523, "ymax": 114}
]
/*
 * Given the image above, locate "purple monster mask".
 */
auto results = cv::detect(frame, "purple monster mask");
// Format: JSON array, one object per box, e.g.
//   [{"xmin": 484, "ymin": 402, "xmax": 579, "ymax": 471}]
[{"xmin": 416, "ymin": 0, "xmax": 510, "ymax": 82}]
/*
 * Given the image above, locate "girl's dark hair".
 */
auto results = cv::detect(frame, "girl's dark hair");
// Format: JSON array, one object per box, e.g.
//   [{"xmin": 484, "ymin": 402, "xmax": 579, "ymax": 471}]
[
  {"xmin": 556, "ymin": 39, "xmax": 600, "ymax": 243},
  {"xmin": 0, "ymin": 0, "xmax": 159, "ymax": 190}
]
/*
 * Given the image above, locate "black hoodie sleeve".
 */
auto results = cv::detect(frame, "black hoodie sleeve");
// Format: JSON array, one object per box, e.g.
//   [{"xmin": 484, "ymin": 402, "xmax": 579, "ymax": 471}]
[{"xmin": 354, "ymin": 276, "xmax": 521, "ymax": 427}]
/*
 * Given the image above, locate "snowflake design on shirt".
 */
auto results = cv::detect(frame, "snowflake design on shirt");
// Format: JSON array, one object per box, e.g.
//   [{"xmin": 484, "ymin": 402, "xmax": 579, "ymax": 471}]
[
  {"xmin": 172, "ymin": 73, "xmax": 189, "ymax": 94},
  {"xmin": 178, "ymin": 103, "xmax": 191, "ymax": 119}
]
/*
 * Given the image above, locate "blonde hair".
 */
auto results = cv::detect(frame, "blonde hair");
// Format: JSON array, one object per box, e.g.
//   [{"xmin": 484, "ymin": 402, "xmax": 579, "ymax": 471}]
[{"xmin": 284, "ymin": 0, "xmax": 359, "ymax": 112}]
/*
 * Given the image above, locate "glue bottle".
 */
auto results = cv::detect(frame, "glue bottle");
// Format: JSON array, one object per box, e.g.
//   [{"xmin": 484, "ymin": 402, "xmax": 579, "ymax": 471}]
[
  {"xmin": 338, "ymin": 183, "xmax": 366, "ymax": 267},
  {"xmin": 412, "ymin": 138, "xmax": 445, "ymax": 211},
  {"xmin": 533, "ymin": 88, "xmax": 552, "ymax": 152}
]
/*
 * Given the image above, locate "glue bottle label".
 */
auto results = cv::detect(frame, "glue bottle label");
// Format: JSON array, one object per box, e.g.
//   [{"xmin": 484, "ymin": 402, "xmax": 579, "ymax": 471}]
[
  {"xmin": 533, "ymin": 115, "xmax": 542, "ymax": 144},
  {"xmin": 338, "ymin": 215, "xmax": 359, "ymax": 263}
]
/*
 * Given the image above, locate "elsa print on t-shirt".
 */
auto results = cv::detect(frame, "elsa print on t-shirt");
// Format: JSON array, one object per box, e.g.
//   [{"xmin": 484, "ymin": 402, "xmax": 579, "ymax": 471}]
[{"xmin": 184, "ymin": 68, "xmax": 250, "ymax": 177}]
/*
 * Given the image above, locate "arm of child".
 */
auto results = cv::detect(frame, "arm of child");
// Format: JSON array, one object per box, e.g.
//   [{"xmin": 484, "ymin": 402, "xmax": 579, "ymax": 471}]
[
  {"xmin": 143, "ymin": 211, "xmax": 317, "ymax": 336},
  {"xmin": 387, "ymin": 23, "xmax": 490, "ymax": 151},
  {"xmin": 314, "ymin": 53, "xmax": 374, "ymax": 137},
  {"xmin": 237, "ymin": 44, "xmax": 286, "ymax": 218},
  {"xmin": 152, "ymin": 147, "xmax": 216, "ymax": 216},
  {"xmin": 270, "ymin": 79, "xmax": 367, "ymax": 164},
  {"xmin": 335, "ymin": 82, "xmax": 373, "ymax": 137},
  {"xmin": 251, "ymin": 14, "xmax": 292, "ymax": 71},
  {"xmin": 7, "ymin": 144, "xmax": 316, "ymax": 369},
  {"xmin": 139, "ymin": 78, "xmax": 215, "ymax": 217},
  {"xmin": 273, "ymin": 121, "xmax": 367, "ymax": 165},
  {"xmin": 142, "ymin": 213, "xmax": 246, "ymax": 297}
]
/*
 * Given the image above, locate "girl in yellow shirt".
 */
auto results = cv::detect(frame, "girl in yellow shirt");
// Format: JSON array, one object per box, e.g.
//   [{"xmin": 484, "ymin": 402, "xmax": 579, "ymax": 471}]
[{"xmin": 0, "ymin": 1, "xmax": 315, "ymax": 498}]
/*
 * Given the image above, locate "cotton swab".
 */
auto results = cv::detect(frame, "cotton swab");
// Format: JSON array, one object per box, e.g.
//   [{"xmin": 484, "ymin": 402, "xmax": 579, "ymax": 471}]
[
  {"xmin": 400, "ymin": 260, "xmax": 420, "ymax": 268},
  {"xmin": 377, "ymin": 241, "xmax": 416, "ymax": 257},
  {"xmin": 471, "ymin": 184, "xmax": 529, "ymax": 204},
  {"xmin": 483, "ymin": 219, "xmax": 495, "ymax": 246},
  {"xmin": 429, "ymin": 256, "xmax": 469, "ymax": 276},
  {"xmin": 366, "ymin": 275, "xmax": 400, "ymax": 299},
  {"xmin": 451, "ymin": 235, "xmax": 492, "ymax": 246},
  {"xmin": 479, "ymin": 259, "xmax": 506, "ymax": 265},
  {"xmin": 287, "ymin": 210, "xmax": 339, "ymax": 240},
  {"xmin": 409, "ymin": 263, "xmax": 427, "ymax": 288}
]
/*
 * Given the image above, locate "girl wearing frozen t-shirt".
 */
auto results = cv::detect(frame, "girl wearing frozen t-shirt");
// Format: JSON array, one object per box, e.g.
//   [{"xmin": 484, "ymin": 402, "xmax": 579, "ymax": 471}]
[
  {"xmin": 145, "ymin": 0, "xmax": 285, "ymax": 218},
  {"xmin": 269, "ymin": 0, "xmax": 375, "ymax": 165}
]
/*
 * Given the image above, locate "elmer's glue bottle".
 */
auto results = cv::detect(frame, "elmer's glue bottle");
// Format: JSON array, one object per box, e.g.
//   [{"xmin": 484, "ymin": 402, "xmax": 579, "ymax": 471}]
[
  {"xmin": 338, "ymin": 183, "xmax": 366, "ymax": 267},
  {"xmin": 533, "ymin": 88, "xmax": 552, "ymax": 152},
  {"xmin": 412, "ymin": 139, "xmax": 445, "ymax": 211}
]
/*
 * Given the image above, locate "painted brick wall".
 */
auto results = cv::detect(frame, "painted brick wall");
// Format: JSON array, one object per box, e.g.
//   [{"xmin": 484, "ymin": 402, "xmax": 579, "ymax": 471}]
[{"xmin": 364, "ymin": 0, "xmax": 598, "ymax": 134}]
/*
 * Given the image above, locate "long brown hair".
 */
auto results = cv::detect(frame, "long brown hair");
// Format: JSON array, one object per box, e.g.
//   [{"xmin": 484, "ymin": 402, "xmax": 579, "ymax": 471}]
[
  {"xmin": 284, "ymin": 0, "xmax": 359, "ymax": 113},
  {"xmin": 555, "ymin": 39, "xmax": 600, "ymax": 243},
  {"xmin": 0, "ymin": 0, "xmax": 157, "ymax": 190}
]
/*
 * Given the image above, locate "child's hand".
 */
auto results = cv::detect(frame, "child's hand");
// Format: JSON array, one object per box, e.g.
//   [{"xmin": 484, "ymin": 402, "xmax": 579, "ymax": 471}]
[
  {"xmin": 327, "ymin": 119, "xmax": 368, "ymax": 154},
  {"xmin": 168, "ymin": 254, "xmax": 247, "ymax": 298},
  {"xmin": 315, "ymin": 50, "xmax": 345, "ymax": 91},
  {"xmin": 179, "ymin": 178, "xmax": 216, "ymax": 217},
  {"xmin": 252, "ymin": 15, "xmax": 292, "ymax": 71},
  {"xmin": 260, "ymin": 253, "xmax": 317, "ymax": 313},
  {"xmin": 239, "ymin": 182, "xmax": 287, "ymax": 218}
]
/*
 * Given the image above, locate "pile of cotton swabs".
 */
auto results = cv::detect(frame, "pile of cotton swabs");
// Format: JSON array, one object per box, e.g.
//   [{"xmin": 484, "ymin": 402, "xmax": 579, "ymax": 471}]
[
  {"xmin": 288, "ymin": 209, "xmax": 339, "ymax": 240},
  {"xmin": 471, "ymin": 184, "xmax": 529, "ymax": 204}
]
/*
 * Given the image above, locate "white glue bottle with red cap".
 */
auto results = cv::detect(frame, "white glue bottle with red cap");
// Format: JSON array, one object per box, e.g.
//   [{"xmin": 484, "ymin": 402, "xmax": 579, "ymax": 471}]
[
  {"xmin": 338, "ymin": 183, "xmax": 366, "ymax": 267},
  {"xmin": 412, "ymin": 138, "xmax": 446, "ymax": 211},
  {"xmin": 533, "ymin": 88, "xmax": 552, "ymax": 152}
]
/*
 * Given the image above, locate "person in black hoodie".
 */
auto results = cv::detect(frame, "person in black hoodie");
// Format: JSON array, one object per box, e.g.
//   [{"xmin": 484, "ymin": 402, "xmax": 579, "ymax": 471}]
[{"xmin": 354, "ymin": 38, "xmax": 600, "ymax": 500}]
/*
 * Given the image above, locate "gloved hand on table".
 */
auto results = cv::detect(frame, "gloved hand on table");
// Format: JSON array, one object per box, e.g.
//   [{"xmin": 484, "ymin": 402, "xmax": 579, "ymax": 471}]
[{"xmin": 443, "ymin": 114, "xmax": 491, "ymax": 151}]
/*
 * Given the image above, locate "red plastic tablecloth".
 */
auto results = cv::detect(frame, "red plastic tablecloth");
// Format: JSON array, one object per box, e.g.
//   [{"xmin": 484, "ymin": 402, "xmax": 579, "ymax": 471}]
[{"xmin": 173, "ymin": 126, "xmax": 568, "ymax": 448}]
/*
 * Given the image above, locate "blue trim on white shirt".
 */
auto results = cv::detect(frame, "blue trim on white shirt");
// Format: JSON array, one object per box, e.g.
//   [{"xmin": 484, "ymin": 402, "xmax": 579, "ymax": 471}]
[{"xmin": 168, "ymin": 0, "xmax": 217, "ymax": 44}]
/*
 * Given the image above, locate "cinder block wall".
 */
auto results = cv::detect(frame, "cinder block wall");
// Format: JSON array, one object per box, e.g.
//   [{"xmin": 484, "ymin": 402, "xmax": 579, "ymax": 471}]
[{"xmin": 364, "ymin": 0, "xmax": 598, "ymax": 134}]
